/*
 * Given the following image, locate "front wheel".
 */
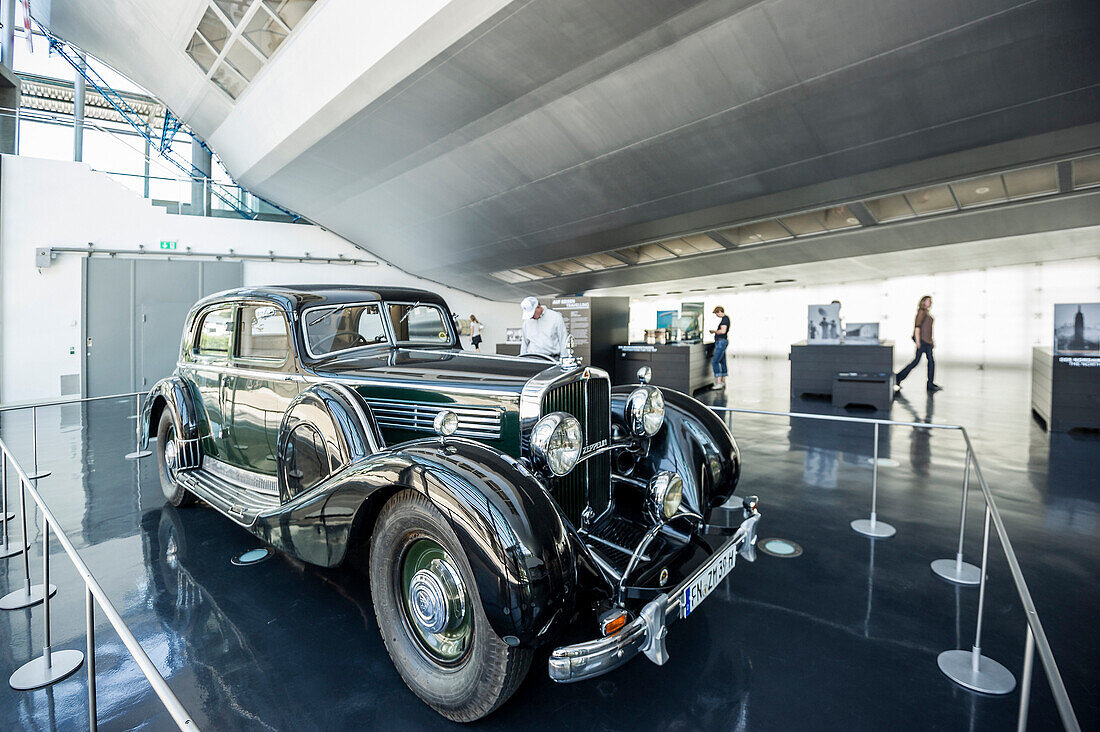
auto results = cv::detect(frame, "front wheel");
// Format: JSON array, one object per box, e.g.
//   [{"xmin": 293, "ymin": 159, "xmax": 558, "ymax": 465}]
[
  {"xmin": 156, "ymin": 410, "xmax": 194, "ymax": 507},
  {"xmin": 369, "ymin": 489, "xmax": 531, "ymax": 722}
]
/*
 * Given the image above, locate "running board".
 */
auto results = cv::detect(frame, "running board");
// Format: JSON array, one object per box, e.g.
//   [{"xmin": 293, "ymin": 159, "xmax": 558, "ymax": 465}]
[{"xmin": 177, "ymin": 467, "xmax": 280, "ymax": 526}]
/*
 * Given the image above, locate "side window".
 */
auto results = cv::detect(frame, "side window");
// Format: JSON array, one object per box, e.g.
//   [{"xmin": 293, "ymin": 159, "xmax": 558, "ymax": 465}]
[
  {"xmin": 237, "ymin": 304, "xmax": 290, "ymax": 362},
  {"xmin": 195, "ymin": 306, "xmax": 234, "ymax": 357}
]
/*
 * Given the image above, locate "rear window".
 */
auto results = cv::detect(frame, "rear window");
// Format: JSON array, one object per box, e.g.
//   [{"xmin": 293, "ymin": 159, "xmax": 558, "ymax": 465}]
[{"xmin": 195, "ymin": 307, "xmax": 234, "ymax": 356}]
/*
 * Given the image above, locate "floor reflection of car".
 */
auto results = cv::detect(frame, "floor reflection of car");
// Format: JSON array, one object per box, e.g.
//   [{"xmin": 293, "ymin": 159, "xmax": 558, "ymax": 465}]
[{"xmin": 139, "ymin": 285, "xmax": 762, "ymax": 721}]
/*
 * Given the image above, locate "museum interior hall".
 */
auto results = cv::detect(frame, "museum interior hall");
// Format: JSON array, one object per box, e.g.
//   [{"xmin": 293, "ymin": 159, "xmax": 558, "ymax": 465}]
[{"xmin": 0, "ymin": 1, "xmax": 1097, "ymax": 730}]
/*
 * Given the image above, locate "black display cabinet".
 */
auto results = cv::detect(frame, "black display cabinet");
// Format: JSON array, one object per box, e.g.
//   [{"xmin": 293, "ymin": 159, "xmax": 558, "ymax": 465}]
[
  {"xmin": 790, "ymin": 341, "xmax": 895, "ymax": 399},
  {"xmin": 1031, "ymin": 347, "xmax": 1100, "ymax": 432}
]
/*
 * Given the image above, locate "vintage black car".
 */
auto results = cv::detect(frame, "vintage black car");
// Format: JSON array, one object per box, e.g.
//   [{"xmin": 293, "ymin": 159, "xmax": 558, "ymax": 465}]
[{"xmin": 140, "ymin": 285, "xmax": 760, "ymax": 722}]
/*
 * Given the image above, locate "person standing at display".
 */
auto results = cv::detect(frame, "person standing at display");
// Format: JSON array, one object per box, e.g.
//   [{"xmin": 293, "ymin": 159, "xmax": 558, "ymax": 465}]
[
  {"xmin": 520, "ymin": 296, "xmax": 569, "ymax": 360},
  {"xmin": 896, "ymin": 295, "xmax": 943, "ymax": 393},
  {"xmin": 709, "ymin": 306, "xmax": 731, "ymax": 389},
  {"xmin": 469, "ymin": 315, "xmax": 483, "ymax": 351}
]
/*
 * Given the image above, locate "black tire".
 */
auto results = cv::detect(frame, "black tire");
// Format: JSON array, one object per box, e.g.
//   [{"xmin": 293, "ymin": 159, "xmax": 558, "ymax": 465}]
[
  {"xmin": 369, "ymin": 489, "xmax": 531, "ymax": 722},
  {"xmin": 156, "ymin": 410, "xmax": 195, "ymax": 507}
]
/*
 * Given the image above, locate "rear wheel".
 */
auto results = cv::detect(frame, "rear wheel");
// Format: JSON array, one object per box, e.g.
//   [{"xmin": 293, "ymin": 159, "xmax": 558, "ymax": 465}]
[
  {"xmin": 156, "ymin": 410, "xmax": 194, "ymax": 507},
  {"xmin": 369, "ymin": 489, "xmax": 531, "ymax": 722}
]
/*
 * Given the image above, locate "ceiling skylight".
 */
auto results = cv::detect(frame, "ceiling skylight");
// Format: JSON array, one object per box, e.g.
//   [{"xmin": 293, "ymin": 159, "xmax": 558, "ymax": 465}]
[{"xmin": 186, "ymin": 0, "xmax": 317, "ymax": 100}]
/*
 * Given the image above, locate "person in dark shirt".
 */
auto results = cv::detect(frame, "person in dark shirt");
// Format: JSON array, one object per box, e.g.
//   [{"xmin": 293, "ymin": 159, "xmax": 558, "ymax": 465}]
[
  {"xmin": 709, "ymin": 306, "xmax": 731, "ymax": 389},
  {"xmin": 896, "ymin": 295, "xmax": 942, "ymax": 392}
]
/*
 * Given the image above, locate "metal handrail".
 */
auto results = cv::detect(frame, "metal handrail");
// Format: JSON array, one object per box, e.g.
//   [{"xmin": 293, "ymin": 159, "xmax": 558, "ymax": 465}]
[
  {"xmin": 0, "ymin": 433, "xmax": 197, "ymax": 729},
  {"xmin": 711, "ymin": 405, "xmax": 1080, "ymax": 730},
  {"xmin": 0, "ymin": 391, "xmax": 145, "ymax": 413}
]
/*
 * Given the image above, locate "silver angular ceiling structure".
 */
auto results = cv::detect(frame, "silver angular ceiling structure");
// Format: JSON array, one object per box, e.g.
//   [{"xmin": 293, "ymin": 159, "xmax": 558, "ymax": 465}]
[{"xmin": 43, "ymin": 0, "xmax": 1100, "ymax": 299}]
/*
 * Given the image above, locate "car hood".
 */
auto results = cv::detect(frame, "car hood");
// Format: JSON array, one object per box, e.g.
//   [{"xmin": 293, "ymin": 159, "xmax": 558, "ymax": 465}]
[{"xmin": 307, "ymin": 347, "xmax": 554, "ymax": 391}]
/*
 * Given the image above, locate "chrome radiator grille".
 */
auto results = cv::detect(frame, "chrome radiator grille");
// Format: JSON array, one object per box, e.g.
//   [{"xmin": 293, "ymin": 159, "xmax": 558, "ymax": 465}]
[
  {"xmin": 541, "ymin": 375, "xmax": 611, "ymax": 527},
  {"xmin": 365, "ymin": 398, "xmax": 503, "ymax": 439}
]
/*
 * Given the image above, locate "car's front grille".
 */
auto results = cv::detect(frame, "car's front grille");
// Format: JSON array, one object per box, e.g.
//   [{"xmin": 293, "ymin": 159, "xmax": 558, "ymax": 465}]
[
  {"xmin": 541, "ymin": 375, "xmax": 611, "ymax": 527},
  {"xmin": 365, "ymin": 398, "xmax": 503, "ymax": 439}
]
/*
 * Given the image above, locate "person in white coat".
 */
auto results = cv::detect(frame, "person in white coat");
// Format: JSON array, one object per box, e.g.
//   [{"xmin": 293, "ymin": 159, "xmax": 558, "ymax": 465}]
[{"xmin": 519, "ymin": 296, "xmax": 568, "ymax": 360}]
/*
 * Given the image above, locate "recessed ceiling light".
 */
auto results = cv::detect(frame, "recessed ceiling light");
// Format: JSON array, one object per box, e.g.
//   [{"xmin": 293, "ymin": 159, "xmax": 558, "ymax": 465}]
[
  {"xmin": 672, "ymin": 248, "xmax": 683, "ymax": 253},
  {"xmin": 846, "ymin": 217, "xmax": 858, "ymax": 224},
  {"xmin": 689, "ymin": 288, "xmax": 706, "ymax": 292},
  {"xmin": 666, "ymin": 291, "xmax": 682, "ymax": 294},
  {"xmin": 644, "ymin": 293, "xmax": 658, "ymax": 297},
  {"xmin": 774, "ymin": 278, "xmax": 795, "ymax": 283},
  {"xmin": 717, "ymin": 285, "xmax": 735, "ymax": 289},
  {"xmin": 975, "ymin": 186, "xmax": 990, "ymax": 194},
  {"xmin": 744, "ymin": 282, "xmax": 763, "ymax": 286}
]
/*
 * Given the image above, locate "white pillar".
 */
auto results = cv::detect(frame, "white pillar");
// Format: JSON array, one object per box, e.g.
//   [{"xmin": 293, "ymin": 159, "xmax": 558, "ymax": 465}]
[{"xmin": 73, "ymin": 52, "xmax": 86, "ymax": 162}]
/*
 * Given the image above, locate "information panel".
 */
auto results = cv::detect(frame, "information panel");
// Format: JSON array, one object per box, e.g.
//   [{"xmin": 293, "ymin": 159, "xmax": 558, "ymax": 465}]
[{"xmin": 552, "ymin": 296, "xmax": 591, "ymax": 363}]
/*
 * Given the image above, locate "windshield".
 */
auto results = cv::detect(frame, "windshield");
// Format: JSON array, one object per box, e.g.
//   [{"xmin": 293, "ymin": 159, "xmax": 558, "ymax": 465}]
[
  {"xmin": 387, "ymin": 303, "xmax": 454, "ymax": 346},
  {"xmin": 303, "ymin": 302, "xmax": 388, "ymax": 357}
]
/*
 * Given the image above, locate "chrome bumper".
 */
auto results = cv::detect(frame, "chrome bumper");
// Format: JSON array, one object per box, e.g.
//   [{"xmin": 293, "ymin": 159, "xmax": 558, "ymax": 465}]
[{"xmin": 548, "ymin": 510, "xmax": 760, "ymax": 683}]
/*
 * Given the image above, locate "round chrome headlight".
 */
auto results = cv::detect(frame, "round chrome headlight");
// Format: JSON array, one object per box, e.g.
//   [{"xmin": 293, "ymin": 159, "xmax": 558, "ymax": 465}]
[
  {"xmin": 625, "ymin": 386, "xmax": 665, "ymax": 437},
  {"xmin": 648, "ymin": 472, "xmax": 683, "ymax": 520},
  {"xmin": 530, "ymin": 412, "xmax": 583, "ymax": 476}
]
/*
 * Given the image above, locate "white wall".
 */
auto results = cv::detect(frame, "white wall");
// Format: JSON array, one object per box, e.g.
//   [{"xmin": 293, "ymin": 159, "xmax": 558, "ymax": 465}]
[
  {"xmin": 0, "ymin": 155, "xmax": 517, "ymax": 402},
  {"xmin": 629, "ymin": 257, "xmax": 1100, "ymax": 368}
]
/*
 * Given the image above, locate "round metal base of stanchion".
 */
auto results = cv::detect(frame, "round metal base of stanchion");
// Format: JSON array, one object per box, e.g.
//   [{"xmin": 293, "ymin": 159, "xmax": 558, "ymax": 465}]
[
  {"xmin": 938, "ymin": 649, "xmax": 1016, "ymax": 695},
  {"xmin": 851, "ymin": 518, "xmax": 896, "ymax": 538},
  {"xmin": 0, "ymin": 541, "xmax": 29, "ymax": 559},
  {"xmin": 931, "ymin": 558, "xmax": 981, "ymax": 585},
  {"xmin": 125, "ymin": 450, "xmax": 152, "ymax": 460},
  {"xmin": 0, "ymin": 584, "xmax": 57, "ymax": 610},
  {"xmin": 9, "ymin": 649, "xmax": 84, "ymax": 690},
  {"xmin": 26, "ymin": 471, "xmax": 51, "ymax": 480}
]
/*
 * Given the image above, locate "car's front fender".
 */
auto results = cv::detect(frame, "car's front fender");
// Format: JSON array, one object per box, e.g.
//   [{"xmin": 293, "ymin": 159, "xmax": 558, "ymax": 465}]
[
  {"xmin": 612, "ymin": 386, "xmax": 741, "ymax": 516},
  {"xmin": 252, "ymin": 437, "xmax": 579, "ymax": 648}
]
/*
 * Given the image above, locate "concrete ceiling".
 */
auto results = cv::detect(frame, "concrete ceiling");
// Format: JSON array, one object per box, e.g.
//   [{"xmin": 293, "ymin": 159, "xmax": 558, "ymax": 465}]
[
  {"xmin": 42, "ymin": 0, "xmax": 1100, "ymax": 299},
  {"xmin": 585, "ymin": 224, "xmax": 1100, "ymax": 300}
]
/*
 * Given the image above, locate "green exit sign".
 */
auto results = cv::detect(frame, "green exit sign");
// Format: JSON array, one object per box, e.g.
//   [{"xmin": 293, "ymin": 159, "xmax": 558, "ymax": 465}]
[{"xmin": 159, "ymin": 240, "xmax": 177, "ymax": 250}]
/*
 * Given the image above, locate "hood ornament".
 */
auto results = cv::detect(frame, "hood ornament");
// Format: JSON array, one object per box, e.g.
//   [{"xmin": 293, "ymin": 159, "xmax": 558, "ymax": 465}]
[{"xmin": 561, "ymin": 334, "xmax": 582, "ymax": 370}]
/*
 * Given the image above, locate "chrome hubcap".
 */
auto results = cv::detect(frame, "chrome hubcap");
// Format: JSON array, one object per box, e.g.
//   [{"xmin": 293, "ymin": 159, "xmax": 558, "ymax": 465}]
[
  {"xmin": 400, "ymin": 539, "xmax": 472, "ymax": 663},
  {"xmin": 164, "ymin": 439, "xmax": 178, "ymax": 476},
  {"xmin": 409, "ymin": 559, "xmax": 465, "ymax": 634}
]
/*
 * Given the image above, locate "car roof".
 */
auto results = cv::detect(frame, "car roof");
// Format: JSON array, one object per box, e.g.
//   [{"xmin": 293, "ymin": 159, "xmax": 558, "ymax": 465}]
[{"xmin": 191, "ymin": 285, "xmax": 451, "ymax": 315}]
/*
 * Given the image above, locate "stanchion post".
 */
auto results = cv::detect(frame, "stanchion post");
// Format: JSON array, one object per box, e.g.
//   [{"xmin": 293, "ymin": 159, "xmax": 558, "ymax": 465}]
[
  {"xmin": 3, "ymin": 455, "xmax": 12, "ymax": 522},
  {"xmin": 937, "ymin": 503, "xmax": 1015, "ymax": 694},
  {"xmin": 0, "ymin": 455, "xmax": 20, "ymax": 559},
  {"xmin": 931, "ymin": 448, "xmax": 981, "ymax": 584},
  {"xmin": 851, "ymin": 422, "xmax": 895, "ymax": 538},
  {"xmin": 9, "ymin": 522, "xmax": 84, "ymax": 689},
  {"xmin": 125, "ymin": 393, "xmax": 152, "ymax": 461},
  {"xmin": 87, "ymin": 587, "xmax": 98, "ymax": 731},
  {"xmin": 0, "ymin": 476, "xmax": 56, "ymax": 609},
  {"xmin": 1017, "ymin": 625, "xmax": 1035, "ymax": 732},
  {"xmin": 27, "ymin": 406, "xmax": 50, "ymax": 480},
  {"xmin": 43, "ymin": 527, "xmax": 53, "ymax": 663}
]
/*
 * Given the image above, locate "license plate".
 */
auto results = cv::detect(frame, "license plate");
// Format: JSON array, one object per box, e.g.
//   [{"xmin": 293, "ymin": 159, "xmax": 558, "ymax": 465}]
[{"xmin": 681, "ymin": 540, "xmax": 738, "ymax": 619}]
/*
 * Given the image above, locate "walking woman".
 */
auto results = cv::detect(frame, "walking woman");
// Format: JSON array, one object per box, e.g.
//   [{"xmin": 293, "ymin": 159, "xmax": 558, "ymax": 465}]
[
  {"xmin": 896, "ymin": 295, "xmax": 942, "ymax": 392},
  {"xmin": 469, "ymin": 314, "xmax": 483, "ymax": 351}
]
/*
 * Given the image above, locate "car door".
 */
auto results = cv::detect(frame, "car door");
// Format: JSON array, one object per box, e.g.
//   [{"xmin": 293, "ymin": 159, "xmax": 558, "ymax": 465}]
[
  {"xmin": 225, "ymin": 302, "xmax": 300, "ymax": 475},
  {"xmin": 189, "ymin": 304, "xmax": 236, "ymax": 460}
]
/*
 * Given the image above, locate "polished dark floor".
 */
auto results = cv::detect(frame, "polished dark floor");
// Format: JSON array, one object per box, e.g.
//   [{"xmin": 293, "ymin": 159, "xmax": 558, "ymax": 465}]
[{"xmin": 0, "ymin": 360, "xmax": 1096, "ymax": 731}]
